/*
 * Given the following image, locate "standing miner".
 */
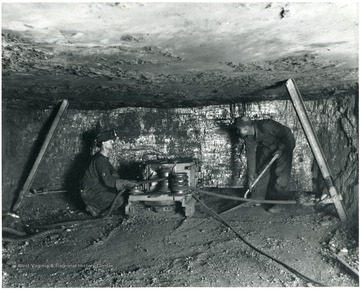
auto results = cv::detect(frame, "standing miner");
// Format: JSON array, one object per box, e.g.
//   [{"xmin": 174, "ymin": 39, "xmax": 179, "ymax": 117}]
[
  {"xmin": 234, "ymin": 116, "xmax": 296, "ymax": 213},
  {"xmin": 81, "ymin": 129, "xmax": 138, "ymax": 217}
]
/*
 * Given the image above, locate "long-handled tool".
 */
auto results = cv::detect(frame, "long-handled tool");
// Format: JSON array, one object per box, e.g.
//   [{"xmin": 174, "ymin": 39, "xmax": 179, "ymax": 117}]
[
  {"xmin": 244, "ymin": 153, "xmax": 279, "ymax": 198},
  {"xmin": 221, "ymin": 153, "xmax": 279, "ymax": 215},
  {"xmin": 29, "ymin": 188, "xmax": 68, "ymax": 196}
]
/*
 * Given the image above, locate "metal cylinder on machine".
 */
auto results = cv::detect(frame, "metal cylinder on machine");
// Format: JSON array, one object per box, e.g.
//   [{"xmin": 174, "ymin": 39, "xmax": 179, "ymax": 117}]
[
  {"xmin": 170, "ymin": 172, "xmax": 189, "ymax": 195},
  {"xmin": 159, "ymin": 167, "xmax": 172, "ymax": 192}
]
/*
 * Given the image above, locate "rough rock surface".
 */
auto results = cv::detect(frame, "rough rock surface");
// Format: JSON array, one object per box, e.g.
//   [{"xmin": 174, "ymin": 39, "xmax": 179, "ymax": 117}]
[{"xmin": 2, "ymin": 2, "xmax": 358, "ymax": 109}]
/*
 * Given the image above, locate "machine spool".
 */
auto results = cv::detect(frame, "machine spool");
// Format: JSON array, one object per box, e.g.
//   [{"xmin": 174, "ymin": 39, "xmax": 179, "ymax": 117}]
[
  {"xmin": 159, "ymin": 167, "xmax": 172, "ymax": 192},
  {"xmin": 170, "ymin": 172, "xmax": 189, "ymax": 195}
]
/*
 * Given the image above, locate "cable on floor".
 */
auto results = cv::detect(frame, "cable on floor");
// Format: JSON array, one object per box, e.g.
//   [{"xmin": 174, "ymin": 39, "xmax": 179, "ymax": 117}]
[{"xmin": 192, "ymin": 195, "xmax": 327, "ymax": 287}]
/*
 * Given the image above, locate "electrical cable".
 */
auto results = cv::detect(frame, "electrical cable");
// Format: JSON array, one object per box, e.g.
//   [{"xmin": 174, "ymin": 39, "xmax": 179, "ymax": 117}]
[{"xmin": 192, "ymin": 195, "xmax": 327, "ymax": 287}]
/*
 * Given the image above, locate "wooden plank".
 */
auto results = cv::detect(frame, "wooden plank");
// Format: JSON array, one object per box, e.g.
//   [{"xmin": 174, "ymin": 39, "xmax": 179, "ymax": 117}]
[
  {"xmin": 220, "ymin": 201, "xmax": 253, "ymax": 215},
  {"xmin": 128, "ymin": 193, "xmax": 191, "ymax": 202},
  {"xmin": 336, "ymin": 254, "xmax": 359, "ymax": 278},
  {"xmin": 285, "ymin": 79, "xmax": 348, "ymax": 221},
  {"xmin": 12, "ymin": 99, "xmax": 69, "ymax": 213}
]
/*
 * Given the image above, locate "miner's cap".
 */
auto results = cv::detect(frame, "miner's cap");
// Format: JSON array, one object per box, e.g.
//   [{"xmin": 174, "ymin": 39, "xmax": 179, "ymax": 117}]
[
  {"xmin": 96, "ymin": 129, "xmax": 118, "ymax": 144},
  {"xmin": 234, "ymin": 116, "xmax": 252, "ymax": 128}
]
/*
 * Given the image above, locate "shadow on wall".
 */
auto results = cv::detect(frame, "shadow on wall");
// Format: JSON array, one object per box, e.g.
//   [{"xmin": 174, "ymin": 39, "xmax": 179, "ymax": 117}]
[
  {"xmin": 63, "ymin": 129, "xmax": 98, "ymax": 210},
  {"xmin": 215, "ymin": 118, "xmax": 245, "ymax": 187}
]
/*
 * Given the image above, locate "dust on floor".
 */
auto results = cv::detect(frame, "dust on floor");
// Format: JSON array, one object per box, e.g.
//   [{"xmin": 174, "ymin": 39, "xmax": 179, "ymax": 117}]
[{"xmin": 2, "ymin": 189, "xmax": 359, "ymax": 287}]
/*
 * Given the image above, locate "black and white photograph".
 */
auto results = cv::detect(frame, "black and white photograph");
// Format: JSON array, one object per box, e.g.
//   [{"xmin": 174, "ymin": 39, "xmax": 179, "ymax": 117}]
[{"xmin": 2, "ymin": 1, "xmax": 359, "ymax": 287}]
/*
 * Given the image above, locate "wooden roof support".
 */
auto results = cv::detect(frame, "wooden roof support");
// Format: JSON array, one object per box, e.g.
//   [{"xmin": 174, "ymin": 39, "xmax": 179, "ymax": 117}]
[
  {"xmin": 285, "ymin": 79, "xmax": 348, "ymax": 222},
  {"xmin": 12, "ymin": 99, "xmax": 69, "ymax": 213}
]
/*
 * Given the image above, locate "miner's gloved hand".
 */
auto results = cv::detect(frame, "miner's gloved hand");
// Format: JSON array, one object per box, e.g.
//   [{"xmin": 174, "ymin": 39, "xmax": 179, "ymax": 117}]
[
  {"xmin": 124, "ymin": 180, "xmax": 138, "ymax": 189},
  {"xmin": 273, "ymin": 150, "xmax": 283, "ymax": 159}
]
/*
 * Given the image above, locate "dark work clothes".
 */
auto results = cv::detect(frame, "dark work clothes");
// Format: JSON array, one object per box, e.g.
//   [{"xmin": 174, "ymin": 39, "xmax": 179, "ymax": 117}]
[
  {"xmin": 243, "ymin": 119, "xmax": 296, "ymax": 200},
  {"xmin": 81, "ymin": 152, "xmax": 128, "ymax": 212}
]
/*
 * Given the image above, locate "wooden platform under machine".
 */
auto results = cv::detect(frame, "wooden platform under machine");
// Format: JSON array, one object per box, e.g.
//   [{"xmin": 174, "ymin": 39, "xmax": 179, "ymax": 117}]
[
  {"xmin": 125, "ymin": 192, "xmax": 196, "ymax": 217},
  {"xmin": 126, "ymin": 158, "xmax": 200, "ymax": 217}
]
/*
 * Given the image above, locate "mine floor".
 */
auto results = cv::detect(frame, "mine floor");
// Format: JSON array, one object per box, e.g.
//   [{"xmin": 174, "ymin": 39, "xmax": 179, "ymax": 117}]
[{"xmin": 2, "ymin": 188, "xmax": 359, "ymax": 287}]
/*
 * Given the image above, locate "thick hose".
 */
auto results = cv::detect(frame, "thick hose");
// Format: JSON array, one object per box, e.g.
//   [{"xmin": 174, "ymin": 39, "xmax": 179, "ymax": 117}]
[
  {"xmin": 3, "ymin": 228, "xmax": 66, "ymax": 243},
  {"xmin": 193, "ymin": 195, "xmax": 327, "ymax": 287},
  {"xmin": 3, "ymin": 189, "xmax": 127, "ymax": 242},
  {"xmin": 101, "ymin": 189, "xmax": 126, "ymax": 217},
  {"xmin": 192, "ymin": 188, "xmax": 297, "ymax": 205}
]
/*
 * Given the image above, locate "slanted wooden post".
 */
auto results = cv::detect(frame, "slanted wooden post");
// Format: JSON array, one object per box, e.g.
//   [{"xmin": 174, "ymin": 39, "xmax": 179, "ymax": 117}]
[
  {"xmin": 285, "ymin": 79, "xmax": 348, "ymax": 222},
  {"xmin": 12, "ymin": 99, "xmax": 69, "ymax": 213}
]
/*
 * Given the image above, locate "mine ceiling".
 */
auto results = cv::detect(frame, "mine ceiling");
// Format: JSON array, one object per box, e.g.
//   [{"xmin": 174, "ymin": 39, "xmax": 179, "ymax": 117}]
[{"xmin": 2, "ymin": 2, "xmax": 359, "ymax": 110}]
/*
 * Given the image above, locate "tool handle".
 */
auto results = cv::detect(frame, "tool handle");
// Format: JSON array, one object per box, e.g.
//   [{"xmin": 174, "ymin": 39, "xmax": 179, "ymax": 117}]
[{"xmin": 244, "ymin": 153, "xmax": 279, "ymax": 198}]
